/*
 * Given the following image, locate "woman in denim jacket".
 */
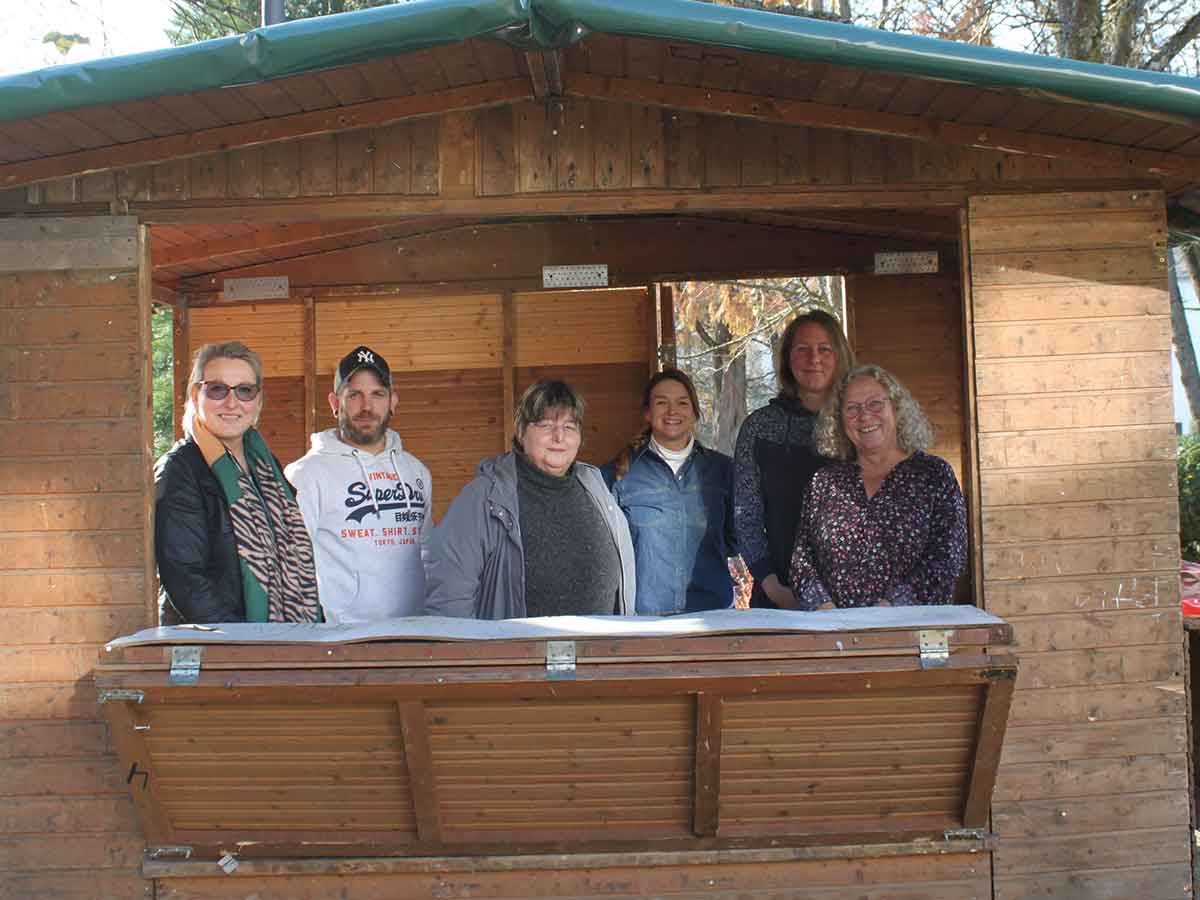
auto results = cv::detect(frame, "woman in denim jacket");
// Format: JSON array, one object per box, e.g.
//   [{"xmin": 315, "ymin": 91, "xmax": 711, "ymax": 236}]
[{"xmin": 603, "ymin": 370, "xmax": 737, "ymax": 615}]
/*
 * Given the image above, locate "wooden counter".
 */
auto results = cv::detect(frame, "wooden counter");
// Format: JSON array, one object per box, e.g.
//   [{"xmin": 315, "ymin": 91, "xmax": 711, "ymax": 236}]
[{"xmin": 95, "ymin": 607, "xmax": 1015, "ymax": 868}]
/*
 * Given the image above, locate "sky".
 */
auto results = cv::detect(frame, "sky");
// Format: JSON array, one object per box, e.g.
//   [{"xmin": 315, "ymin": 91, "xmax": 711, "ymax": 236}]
[{"xmin": 2, "ymin": 0, "xmax": 177, "ymax": 77}]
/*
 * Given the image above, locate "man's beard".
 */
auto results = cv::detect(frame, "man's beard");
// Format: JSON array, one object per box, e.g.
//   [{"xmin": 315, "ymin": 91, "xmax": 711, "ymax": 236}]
[{"xmin": 338, "ymin": 408, "xmax": 391, "ymax": 448}]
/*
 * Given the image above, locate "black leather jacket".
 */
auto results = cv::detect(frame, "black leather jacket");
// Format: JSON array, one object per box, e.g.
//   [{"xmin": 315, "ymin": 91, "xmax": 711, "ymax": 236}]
[{"xmin": 154, "ymin": 438, "xmax": 245, "ymax": 624}]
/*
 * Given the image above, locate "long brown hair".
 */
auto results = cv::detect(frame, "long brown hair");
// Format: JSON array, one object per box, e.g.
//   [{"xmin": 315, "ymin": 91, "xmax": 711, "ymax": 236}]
[
  {"xmin": 611, "ymin": 369, "xmax": 701, "ymax": 481},
  {"xmin": 775, "ymin": 309, "xmax": 855, "ymax": 402}
]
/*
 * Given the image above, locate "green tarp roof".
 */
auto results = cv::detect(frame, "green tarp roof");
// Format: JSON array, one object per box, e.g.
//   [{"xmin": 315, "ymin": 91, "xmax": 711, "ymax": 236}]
[{"xmin": 0, "ymin": 0, "xmax": 1198, "ymax": 125}]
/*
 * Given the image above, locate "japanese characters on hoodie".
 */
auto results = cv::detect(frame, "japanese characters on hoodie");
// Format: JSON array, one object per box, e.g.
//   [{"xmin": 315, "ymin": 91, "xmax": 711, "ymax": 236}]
[{"xmin": 285, "ymin": 429, "xmax": 431, "ymax": 622}]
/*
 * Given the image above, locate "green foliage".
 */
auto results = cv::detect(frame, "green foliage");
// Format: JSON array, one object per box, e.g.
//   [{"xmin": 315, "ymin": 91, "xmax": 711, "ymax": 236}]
[
  {"xmin": 1180, "ymin": 434, "xmax": 1200, "ymax": 561},
  {"xmin": 152, "ymin": 307, "xmax": 176, "ymax": 459},
  {"xmin": 167, "ymin": 0, "xmax": 398, "ymax": 45}
]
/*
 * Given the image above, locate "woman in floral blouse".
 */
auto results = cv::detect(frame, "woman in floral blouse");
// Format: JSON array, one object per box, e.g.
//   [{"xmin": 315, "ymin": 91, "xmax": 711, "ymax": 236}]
[{"xmin": 787, "ymin": 364, "xmax": 967, "ymax": 610}]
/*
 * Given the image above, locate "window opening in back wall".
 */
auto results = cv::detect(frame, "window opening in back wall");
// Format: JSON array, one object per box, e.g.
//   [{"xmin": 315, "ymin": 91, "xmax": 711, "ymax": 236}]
[{"xmin": 670, "ymin": 275, "xmax": 847, "ymax": 607}]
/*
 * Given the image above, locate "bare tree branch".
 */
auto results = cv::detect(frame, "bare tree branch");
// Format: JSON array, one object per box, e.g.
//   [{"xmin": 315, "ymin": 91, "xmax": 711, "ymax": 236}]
[{"xmin": 1142, "ymin": 8, "xmax": 1200, "ymax": 69}]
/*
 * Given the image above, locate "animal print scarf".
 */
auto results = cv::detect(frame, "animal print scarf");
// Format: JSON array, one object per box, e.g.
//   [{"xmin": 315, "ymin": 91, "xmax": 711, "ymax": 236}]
[{"xmin": 192, "ymin": 421, "xmax": 321, "ymax": 623}]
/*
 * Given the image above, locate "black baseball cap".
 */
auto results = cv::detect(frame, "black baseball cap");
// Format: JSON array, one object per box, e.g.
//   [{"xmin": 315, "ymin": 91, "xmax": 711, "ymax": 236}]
[{"xmin": 334, "ymin": 345, "xmax": 392, "ymax": 391}]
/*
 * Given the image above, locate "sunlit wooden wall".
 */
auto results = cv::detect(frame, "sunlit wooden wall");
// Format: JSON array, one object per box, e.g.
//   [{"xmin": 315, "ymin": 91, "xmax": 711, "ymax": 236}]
[{"xmin": 186, "ymin": 287, "xmax": 654, "ymax": 520}]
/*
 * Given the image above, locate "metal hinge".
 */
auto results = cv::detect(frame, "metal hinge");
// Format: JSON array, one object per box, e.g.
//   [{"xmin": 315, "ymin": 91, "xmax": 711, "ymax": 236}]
[
  {"xmin": 147, "ymin": 845, "xmax": 193, "ymax": 860},
  {"xmin": 169, "ymin": 646, "xmax": 202, "ymax": 685},
  {"xmin": 98, "ymin": 689, "xmax": 145, "ymax": 704},
  {"xmin": 944, "ymin": 828, "xmax": 988, "ymax": 841},
  {"xmin": 918, "ymin": 630, "xmax": 951, "ymax": 668},
  {"xmin": 546, "ymin": 641, "xmax": 576, "ymax": 679}
]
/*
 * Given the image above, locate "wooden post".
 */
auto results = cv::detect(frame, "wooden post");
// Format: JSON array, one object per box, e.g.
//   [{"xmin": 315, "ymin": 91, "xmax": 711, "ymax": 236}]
[
  {"xmin": 397, "ymin": 700, "xmax": 443, "ymax": 845},
  {"xmin": 304, "ymin": 296, "xmax": 317, "ymax": 443},
  {"xmin": 502, "ymin": 290, "xmax": 517, "ymax": 447},
  {"xmin": 961, "ymin": 673, "xmax": 1015, "ymax": 827},
  {"xmin": 692, "ymin": 692, "xmax": 723, "ymax": 837},
  {"xmin": 172, "ymin": 297, "xmax": 189, "ymax": 442},
  {"xmin": 658, "ymin": 284, "xmax": 676, "ymax": 368},
  {"xmin": 138, "ymin": 225, "xmax": 156, "ymax": 627},
  {"xmin": 956, "ymin": 210, "xmax": 985, "ymax": 609},
  {"xmin": 647, "ymin": 284, "xmax": 661, "ymax": 377},
  {"xmin": 101, "ymin": 700, "xmax": 173, "ymax": 842}
]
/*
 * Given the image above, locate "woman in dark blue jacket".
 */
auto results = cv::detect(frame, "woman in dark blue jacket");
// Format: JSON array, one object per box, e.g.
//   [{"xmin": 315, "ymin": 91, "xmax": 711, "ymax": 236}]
[{"xmin": 604, "ymin": 369, "xmax": 737, "ymax": 615}]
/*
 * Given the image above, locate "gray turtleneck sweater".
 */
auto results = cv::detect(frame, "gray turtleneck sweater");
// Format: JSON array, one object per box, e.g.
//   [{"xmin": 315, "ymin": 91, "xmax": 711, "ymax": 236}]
[{"xmin": 515, "ymin": 452, "xmax": 621, "ymax": 617}]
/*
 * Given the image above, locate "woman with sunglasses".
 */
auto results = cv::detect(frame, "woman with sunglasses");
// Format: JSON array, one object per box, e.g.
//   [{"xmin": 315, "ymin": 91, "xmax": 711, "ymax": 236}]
[
  {"xmin": 787, "ymin": 364, "xmax": 967, "ymax": 610},
  {"xmin": 154, "ymin": 341, "xmax": 320, "ymax": 624}
]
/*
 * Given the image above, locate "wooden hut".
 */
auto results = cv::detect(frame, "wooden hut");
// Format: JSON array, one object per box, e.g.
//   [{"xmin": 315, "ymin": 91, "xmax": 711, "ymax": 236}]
[{"xmin": 0, "ymin": 0, "xmax": 1196, "ymax": 896}]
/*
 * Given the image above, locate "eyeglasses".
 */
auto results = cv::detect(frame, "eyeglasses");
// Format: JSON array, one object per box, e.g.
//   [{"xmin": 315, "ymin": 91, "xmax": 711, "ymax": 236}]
[
  {"xmin": 200, "ymin": 381, "xmax": 261, "ymax": 402},
  {"xmin": 843, "ymin": 398, "xmax": 888, "ymax": 420},
  {"xmin": 530, "ymin": 419, "xmax": 581, "ymax": 437}
]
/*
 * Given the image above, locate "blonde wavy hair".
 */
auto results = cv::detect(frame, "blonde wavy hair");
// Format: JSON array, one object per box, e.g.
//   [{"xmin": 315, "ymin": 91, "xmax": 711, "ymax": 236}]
[{"xmin": 814, "ymin": 364, "xmax": 934, "ymax": 461}]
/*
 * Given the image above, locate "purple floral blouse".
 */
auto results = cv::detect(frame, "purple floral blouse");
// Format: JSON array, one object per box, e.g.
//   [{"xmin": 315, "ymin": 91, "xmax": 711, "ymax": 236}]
[{"xmin": 788, "ymin": 451, "xmax": 967, "ymax": 610}]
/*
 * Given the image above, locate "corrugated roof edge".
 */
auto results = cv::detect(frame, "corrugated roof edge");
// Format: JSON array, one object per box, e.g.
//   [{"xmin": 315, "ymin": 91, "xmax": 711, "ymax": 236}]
[{"xmin": 0, "ymin": 0, "xmax": 1197, "ymax": 125}]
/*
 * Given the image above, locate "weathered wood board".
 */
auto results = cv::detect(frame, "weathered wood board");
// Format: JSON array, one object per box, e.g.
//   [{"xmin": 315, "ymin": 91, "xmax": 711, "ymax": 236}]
[
  {"xmin": 0, "ymin": 218, "xmax": 152, "ymax": 899},
  {"xmin": 967, "ymin": 189, "xmax": 1188, "ymax": 897}
]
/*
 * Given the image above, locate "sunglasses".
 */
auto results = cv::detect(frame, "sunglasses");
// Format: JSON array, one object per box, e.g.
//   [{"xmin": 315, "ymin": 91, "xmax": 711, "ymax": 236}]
[{"xmin": 200, "ymin": 381, "xmax": 261, "ymax": 402}]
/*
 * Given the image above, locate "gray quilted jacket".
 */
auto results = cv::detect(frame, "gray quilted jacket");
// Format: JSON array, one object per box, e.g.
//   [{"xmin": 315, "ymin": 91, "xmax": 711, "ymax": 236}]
[{"xmin": 425, "ymin": 452, "xmax": 635, "ymax": 619}]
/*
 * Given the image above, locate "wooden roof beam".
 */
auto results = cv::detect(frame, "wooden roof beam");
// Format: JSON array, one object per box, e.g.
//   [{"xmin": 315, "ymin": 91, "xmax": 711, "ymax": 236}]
[
  {"xmin": 130, "ymin": 179, "xmax": 1165, "ymax": 225},
  {"xmin": 151, "ymin": 219, "xmax": 394, "ymax": 269},
  {"xmin": 562, "ymin": 72, "xmax": 1200, "ymax": 181},
  {"xmin": 524, "ymin": 50, "xmax": 564, "ymax": 98},
  {"xmin": 0, "ymin": 78, "xmax": 533, "ymax": 190},
  {"xmin": 705, "ymin": 210, "xmax": 960, "ymax": 242}
]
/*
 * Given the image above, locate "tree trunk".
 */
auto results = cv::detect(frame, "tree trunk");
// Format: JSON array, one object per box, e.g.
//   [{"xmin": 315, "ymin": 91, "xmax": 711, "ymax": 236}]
[
  {"xmin": 1169, "ymin": 246, "xmax": 1200, "ymax": 432},
  {"xmin": 1109, "ymin": 0, "xmax": 1147, "ymax": 65},
  {"xmin": 716, "ymin": 350, "xmax": 748, "ymax": 454},
  {"xmin": 1056, "ymin": 0, "xmax": 1104, "ymax": 61}
]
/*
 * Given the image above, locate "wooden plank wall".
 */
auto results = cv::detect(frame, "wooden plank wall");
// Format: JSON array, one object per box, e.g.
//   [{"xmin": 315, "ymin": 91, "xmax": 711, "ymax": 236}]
[
  {"xmin": 847, "ymin": 270, "xmax": 966, "ymax": 486},
  {"xmin": 0, "ymin": 218, "xmax": 150, "ymax": 897},
  {"xmin": 155, "ymin": 850, "xmax": 991, "ymax": 898},
  {"xmin": 12, "ymin": 100, "xmax": 1136, "ymax": 213},
  {"xmin": 848, "ymin": 269, "xmax": 972, "ymax": 603},
  {"xmin": 185, "ymin": 288, "xmax": 650, "ymax": 521},
  {"xmin": 967, "ymin": 190, "xmax": 1190, "ymax": 899},
  {"xmin": 188, "ymin": 302, "xmax": 307, "ymax": 465}
]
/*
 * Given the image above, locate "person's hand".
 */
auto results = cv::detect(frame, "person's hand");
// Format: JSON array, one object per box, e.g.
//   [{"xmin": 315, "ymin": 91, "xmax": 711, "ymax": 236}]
[
  {"xmin": 818, "ymin": 601, "xmax": 836, "ymax": 610},
  {"xmin": 876, "ymin": 599, "xmax": 892, "ymax": 608},
  {"xmin": 762, "ymin": 574, "xmax": 797, "ymax": 609}
]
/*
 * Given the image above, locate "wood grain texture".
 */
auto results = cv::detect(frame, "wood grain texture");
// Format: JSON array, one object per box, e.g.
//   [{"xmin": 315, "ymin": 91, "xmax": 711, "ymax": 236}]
[
  {"xmin": 188, "ymin": 302, "xmax": 305, "ymax": 377},
  {"xmin": 514, "ymin": 287, "xmax": 649, "ymax": 367},
  {"xmin": 151, "ymin": 851, "xmax": 990, "ymax": 899},
  {"xmin": 315, "ymin": 294, "xmax": 503, "ymax": 374},
  {"xmin": 0, "ymin": 217, "xmax": 146, "ymax": 897},
  {"xmin": 967, "ymin": 190, "xmax": 1184, "ymax": 895}
]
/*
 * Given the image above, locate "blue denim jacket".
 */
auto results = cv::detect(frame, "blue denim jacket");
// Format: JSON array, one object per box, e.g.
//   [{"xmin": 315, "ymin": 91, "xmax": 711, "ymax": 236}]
[{"xmin": 604, "ymin": 443, "xmax": 737, "ymax": 615}]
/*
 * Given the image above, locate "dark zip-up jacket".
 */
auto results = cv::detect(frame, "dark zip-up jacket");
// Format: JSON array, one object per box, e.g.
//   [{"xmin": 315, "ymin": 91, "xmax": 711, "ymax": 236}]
[{"xmin": 154, "ymin": 438, "xmax": 246, "ymax": 625}]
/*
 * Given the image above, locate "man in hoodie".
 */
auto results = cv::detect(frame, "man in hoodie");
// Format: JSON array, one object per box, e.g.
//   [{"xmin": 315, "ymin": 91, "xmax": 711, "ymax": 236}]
[{"xmin": 285, "ymin": 345, "xmax": 432, "ymax": 622}]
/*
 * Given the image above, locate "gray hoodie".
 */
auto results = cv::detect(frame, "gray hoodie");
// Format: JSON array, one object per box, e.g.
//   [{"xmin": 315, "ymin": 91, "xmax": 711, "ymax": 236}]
[
  {"xmin": 425, "ymin": 452, "xmax": 635, "ymax": 619},
  {"xmin": 285, "ymin": 429, "xmax": 431, "ymax": 623}
]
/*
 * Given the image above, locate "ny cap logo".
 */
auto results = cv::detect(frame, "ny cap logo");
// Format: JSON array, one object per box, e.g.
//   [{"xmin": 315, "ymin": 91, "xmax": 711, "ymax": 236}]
[{"xmin": 357, "ymin": 350, "xmax": 375, "ymax": 364}]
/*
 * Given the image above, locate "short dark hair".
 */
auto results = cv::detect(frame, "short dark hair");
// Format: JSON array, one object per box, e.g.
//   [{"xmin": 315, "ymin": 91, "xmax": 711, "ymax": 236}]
[
  {"xmin": 513, "ymin": 380, "xmax": 586, "ymax": 448},
  {"xmin": 776, "ymin": 309, "xmax": 854, "ymax": 400}
]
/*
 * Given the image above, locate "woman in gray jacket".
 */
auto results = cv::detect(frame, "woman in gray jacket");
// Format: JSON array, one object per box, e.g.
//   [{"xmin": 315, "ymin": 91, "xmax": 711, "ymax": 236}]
[{"xmin": 425, "ymin": 380, "xmax": 635, "ymax": 619}]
